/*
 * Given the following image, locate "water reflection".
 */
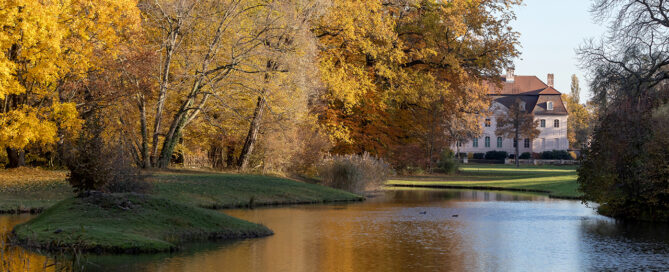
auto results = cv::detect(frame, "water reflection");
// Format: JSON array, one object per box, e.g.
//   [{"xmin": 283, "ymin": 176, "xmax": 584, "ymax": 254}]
[
  {"xmin": 0, "ymin": 214, "xmax": 78, "ymax": 272},
  {"xmin": 1, "ymin": 189, "xmax": 668, "ymax": 271}
]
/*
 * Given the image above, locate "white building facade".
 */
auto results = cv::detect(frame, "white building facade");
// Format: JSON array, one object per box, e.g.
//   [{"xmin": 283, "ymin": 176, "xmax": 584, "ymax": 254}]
[{"xmin": 456, "ymin": 70, "xmax": 569, "ymax": 155}]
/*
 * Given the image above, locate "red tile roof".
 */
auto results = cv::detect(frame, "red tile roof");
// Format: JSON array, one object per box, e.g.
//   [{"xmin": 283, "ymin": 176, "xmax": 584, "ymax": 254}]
[
  {"xmin": 487, "ymin": 75, "xmax": 567, "ymax": 115},
  {"xmin": 487, "ymin": 75, "xmax": 558, "ymax": 95}
]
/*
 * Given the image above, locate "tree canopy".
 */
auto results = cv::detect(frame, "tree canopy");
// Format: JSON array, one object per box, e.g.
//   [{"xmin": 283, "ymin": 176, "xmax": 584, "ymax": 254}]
[{"xmin": 1, "ymin": 0, "xmax": 521, "ymax": 174}]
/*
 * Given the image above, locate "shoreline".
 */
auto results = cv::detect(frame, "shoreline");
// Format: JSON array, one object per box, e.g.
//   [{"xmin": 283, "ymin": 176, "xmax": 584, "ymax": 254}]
[{"xmin": 386, "ymin": 184, "xmax": 581, "ymax": 200}]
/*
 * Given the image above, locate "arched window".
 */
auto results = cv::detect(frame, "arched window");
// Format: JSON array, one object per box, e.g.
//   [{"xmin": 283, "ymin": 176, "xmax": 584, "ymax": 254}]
[
  {"xmin": 485, "ymin": 137, "xmax": 491, "ymax": 147},
  {"xmin": 497, "ymin": 137, "xmax": 503, "ymax": 148},
  {"xmin": 554, "ymin": 119, "xmax": 560, "ymax": 127}
]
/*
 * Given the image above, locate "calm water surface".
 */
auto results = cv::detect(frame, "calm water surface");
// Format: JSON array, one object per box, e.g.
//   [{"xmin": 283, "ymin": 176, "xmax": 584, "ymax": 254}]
[{"xmin": 3, "ymin": 189, "xmax": 669, "ymax": 271}]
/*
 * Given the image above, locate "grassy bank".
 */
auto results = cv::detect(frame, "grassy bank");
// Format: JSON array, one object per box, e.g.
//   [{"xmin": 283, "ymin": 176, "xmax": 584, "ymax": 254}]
[
  {"xmin": 149, "ymin": 170, "xmax": 363, "ymax": 208},
  {"xmin": 0, "ymin": 168, "xmax": 362, "ymax": 213},
  {"xmin": 0, "ymin": 168, "xmax": 72, "ymax": 213},
  {"xmin": 387, "ymin": 164, "xmax": 580, "ymax": 199},
  {"xmin": 13, "ymin": 193, "xmax": 273, "ymax": 253}
]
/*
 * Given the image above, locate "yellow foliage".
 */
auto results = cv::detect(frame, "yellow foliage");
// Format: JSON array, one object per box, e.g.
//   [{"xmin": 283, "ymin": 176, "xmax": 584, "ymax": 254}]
[
  {"xmin": 0, "ymin": 0, "xmax": 141, "ymax": 150},
  {"xmin": 0, "ymin": 108, "xmax": 57, "ymax": 150},
  {"xmin": 316, "ymin": 0, "xmax": 520, "ymax": 157}
]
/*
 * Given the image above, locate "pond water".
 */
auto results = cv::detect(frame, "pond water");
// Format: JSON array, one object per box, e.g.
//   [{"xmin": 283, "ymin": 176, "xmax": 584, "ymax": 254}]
[{"xmin": 3, "ymin": 189, "xmax": 669, "ymax": 271}]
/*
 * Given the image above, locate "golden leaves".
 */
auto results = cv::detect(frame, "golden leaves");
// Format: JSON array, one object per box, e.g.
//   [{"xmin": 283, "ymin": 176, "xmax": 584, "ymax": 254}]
[
  {"xmin": 0, "ymin": 0, "xmax": 141, "ymax": 150},
  {"xmin": 0, "ymin": 108, "xmax": 57, "ymax": 150}
]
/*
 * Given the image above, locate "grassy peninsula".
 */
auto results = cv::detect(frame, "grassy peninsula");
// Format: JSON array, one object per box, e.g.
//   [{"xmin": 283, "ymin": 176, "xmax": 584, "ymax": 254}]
[{"xmin": 13, "ymin": 193, "xmax": 273, "ymax": 253}]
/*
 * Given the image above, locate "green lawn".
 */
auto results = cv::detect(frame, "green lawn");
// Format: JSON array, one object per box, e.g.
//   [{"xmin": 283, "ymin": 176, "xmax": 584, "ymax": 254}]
[
  {"xmin": 13, "ymin": 193, "xmax": 273, "ymax": 253},
  {"xmin": 149, "ymin": 170, "xmax": 362, "ymax": 208},
  {"xmin": 387, "ymin": 164, "xmax": 581, "ymax": 199},
  {"xmin": 0, "ymin": 168, "xmax": 362, "ymax": 213}
]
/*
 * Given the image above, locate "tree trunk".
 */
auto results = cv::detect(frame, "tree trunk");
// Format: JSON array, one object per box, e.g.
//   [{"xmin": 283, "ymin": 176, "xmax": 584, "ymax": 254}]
[
  {"xmin": 5, "ymin": 147, "xmax": 25, "ymax": 168},
  {"xmin": 139, "ymin": 95, "xmax": 151, "ymax": 168},
  {"xmin": 225, "ymin": 141, "xmax": 237, "ymax": 168},
  {"xmin": 237, "ymin": 60, "xmax": 277, "ymax": 170},
  {"xmin": 238, "ymin": 95, "xmax": 267, "ymax": 170},
  {"xmin": 515, "ymin": 131, "xmax": 520, "ymax": 167},
  {"xmin": 151, "ymin": 30, "xmax": 179, "ymax": 167},
  {"xmin": 156, "ymin": 111, "xmax": 188, "ymax": 169}
]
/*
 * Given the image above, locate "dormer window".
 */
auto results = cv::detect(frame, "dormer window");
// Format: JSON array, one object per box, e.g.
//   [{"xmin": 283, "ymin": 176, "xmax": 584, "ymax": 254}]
[
  {"xmin": 547, "ymin": 101, "xmax": 554, "ymax": 111},
  {"xmin": 519, "ymin": 101, "xmax": 526, "ymax": 111}
]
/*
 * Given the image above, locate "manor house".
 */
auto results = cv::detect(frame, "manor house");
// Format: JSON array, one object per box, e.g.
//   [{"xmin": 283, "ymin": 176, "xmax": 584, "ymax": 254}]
[{"xmin": 457, "ymin": 69, "xmax": 569, "ymax": 155}]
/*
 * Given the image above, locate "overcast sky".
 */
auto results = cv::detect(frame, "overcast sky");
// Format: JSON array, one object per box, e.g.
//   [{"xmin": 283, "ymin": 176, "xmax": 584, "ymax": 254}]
[{"xmin": 510, "ymin": 0, "xmax": 607, "ymax": 103}]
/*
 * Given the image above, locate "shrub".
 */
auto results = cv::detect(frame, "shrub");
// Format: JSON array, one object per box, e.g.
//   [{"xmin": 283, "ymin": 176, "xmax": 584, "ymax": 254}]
[
  {"xmin": 484, "ymin": 151, "xmax": 508, "ymax": 160},
  {"xmin": 540, "ymin": 150, "xmax": 572, "ymax": 160},
  {"xmin": 473, "ymin": 153, "xmax": 485, "ymax": 159},
  {"xmin": 438, "ymin": 149, "xmax": 458, "ymax": 174},
  {"xmin": 102, "ymin": 174, "xmax": 151, "ymax": 194},
  {"xmin": 519, "ymin": 152, "xmax": 532, "ymax": 159},
  {"xmin": 317, "ymin": 153, "xmax": 392, "ymax": 194},
  {"xmin": 398, "ymin": 166, "xmax": 425, "ymax": 176},
  {"xmin": 64, "ymin": 113, "xmax": 143, "ymax": 194}
]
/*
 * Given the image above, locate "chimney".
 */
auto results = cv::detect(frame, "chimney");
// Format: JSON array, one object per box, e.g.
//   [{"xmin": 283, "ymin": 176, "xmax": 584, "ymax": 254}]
[
  {"xmin": 506, "ymin": 67, "xmax": 515, "ymax": 82},
  {"xmin": 547, "ymin": 73, "xmax": 554, "ymax": 87}
]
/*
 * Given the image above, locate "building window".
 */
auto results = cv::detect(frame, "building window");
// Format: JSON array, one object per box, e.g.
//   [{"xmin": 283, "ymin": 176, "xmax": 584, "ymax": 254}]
[
  {"xmin": 520, "ymin": 102, "xmax": 526, "ymax": 111},
  {"xmin": 497, "ymin": 137, "xmax": 503, "ymax": 148},
  {"xmin": 554, "ymin": 119, "xmax": 559, "ymax": 127},
  {"xmin": 547, "ymin": 101, "xmax": 554, "ymax": 111},
  {"xmin": 473, "ymin": 138, "xmax": 479, "ymax": 148},
  {"xmin": 485, "ymin": 119, "xmax": 491, "ymax": 127},
  {"xmin": 555, "ymin": 138, "xmax": 560, "ymax": 149},
  {"xmin": 540, "ymin": 119, "xmax": 546, "ymax": 128},
  {"xmin": 457, "ymin": 141, "xmax": 463, "ymax": 147},
  {"xmin": 485, "ymin": 137, "xmax": 490, "ymax": 147},
  {"xmin": 513, "ymin": 138, "xmax": 517, "ymax": 148},
  {"xmin": 541, "ymin": 138, "xmax": 546, "ymax": 149},
  {"xmin": 524, "ymin": 138, "xmax": 530, "ymax": 148}
]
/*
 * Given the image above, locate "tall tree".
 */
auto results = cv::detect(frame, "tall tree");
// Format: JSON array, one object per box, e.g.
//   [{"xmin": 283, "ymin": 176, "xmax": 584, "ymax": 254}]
[
  {"xmin": 562, "ymin": 94, "xmax": 593, "ymax": 149},
  {"xmin": 315, "ymin": 0, "xmax": 520, "ymax": 166},
  {"xmin": 495, "ymin": 99, "xmax": 540, "ymax": 167},
  {"xmin": 578, "ymin": 0, "xmax": 669, "ymax": 221},
  {"xmin": 236, "ymin": 0, "xmax": 325, "ymax": 170},
  {"xmin": 0, "ymin": 0, "xmax": 140, "ymax": 167},
  {"xmin": 570, "ymin": 74, "xmax": 581, "ymax": 103},
  {"xmin": 139, "ymin": 0, "xmax": 274, "ymax": 168}
]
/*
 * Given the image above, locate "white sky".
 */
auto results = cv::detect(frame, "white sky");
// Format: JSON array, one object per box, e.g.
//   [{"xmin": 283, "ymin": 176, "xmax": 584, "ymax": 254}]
[{"xmin": 510, "ymin": 0, "xmax": 608, "ymax": 103}]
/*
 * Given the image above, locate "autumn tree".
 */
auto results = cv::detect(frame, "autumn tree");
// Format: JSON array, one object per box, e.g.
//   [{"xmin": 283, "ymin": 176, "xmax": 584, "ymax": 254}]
[
  {"xmin": 0, "ymin": 0, "xmax": 140, "ymax": 168},
  {"xmin": 136, "ymin": 0, "xmax": 274, "ymax": 168},
  {"xmin": 570, "ymin": 74, "xmax": 581, "ymax": 103},
  {"xmin": 235, "ymin": 0, "xmax": 326, "ymax": 170},
  {"xmin": 562, "ymin": 94, "xmax": 593, "ymax": 149},
  {"xmin": 315, "ymin": 0, "xmax": 520, "ymax": 168},
  {"xmin": 495, "ymin": 98, "xmax": 540, "ymax": 167}
]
